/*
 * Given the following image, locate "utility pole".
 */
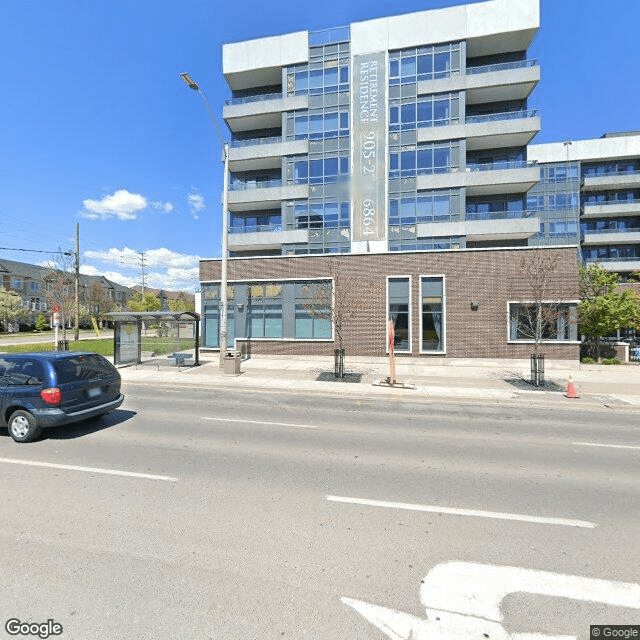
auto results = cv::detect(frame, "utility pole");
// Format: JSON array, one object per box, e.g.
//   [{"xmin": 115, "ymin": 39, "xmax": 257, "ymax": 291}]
[
  {"xmin": 180, "ymin": 72, "xmax": 229, "ymax": 367},
  {"xmin": 74, "ymin": 223, "xmax": 80, "ymax": 341}
]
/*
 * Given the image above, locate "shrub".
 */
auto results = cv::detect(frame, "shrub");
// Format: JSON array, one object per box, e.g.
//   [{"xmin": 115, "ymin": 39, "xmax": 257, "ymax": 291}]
[
  {"xmin": 581, "ymin": 357, "xmax": 596, "ymax": 364},
  {"xmin": 35, "ymin": 314, "xmax": 49, "ymax": 332},
  {"xmin": 602, "ymin": 358, "xmax": 621, "ymax": 365}
]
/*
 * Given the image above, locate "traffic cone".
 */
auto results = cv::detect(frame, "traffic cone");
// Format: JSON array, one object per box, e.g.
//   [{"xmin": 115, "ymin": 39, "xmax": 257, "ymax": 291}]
[{"xmin": 565, "ymin": 375, "xmax": 580, "ymax": 398}]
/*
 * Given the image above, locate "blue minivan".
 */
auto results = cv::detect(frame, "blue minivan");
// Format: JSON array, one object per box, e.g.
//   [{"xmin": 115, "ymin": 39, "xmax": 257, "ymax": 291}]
[{"xmin": 0, "ymin": 352, "xmax": 124, "ymax": 442}]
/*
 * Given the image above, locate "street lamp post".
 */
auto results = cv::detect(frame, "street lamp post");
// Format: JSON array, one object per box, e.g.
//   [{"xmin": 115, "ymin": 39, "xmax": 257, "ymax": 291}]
[{"xmin": 180, "ymin": 72, "xmax": 229, "ymax": 367}]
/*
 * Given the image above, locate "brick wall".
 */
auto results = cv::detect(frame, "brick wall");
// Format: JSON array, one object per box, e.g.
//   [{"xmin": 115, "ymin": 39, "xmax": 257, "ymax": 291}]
[{"xmin": 200, "ymin": 246, "xmax": 581, "ymax": 360}]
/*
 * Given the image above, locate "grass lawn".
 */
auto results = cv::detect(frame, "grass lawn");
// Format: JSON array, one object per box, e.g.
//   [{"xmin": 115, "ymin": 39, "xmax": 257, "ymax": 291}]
[{"xmin": 0, "ymin": 337, "xmax": 196, "ymax": 357}]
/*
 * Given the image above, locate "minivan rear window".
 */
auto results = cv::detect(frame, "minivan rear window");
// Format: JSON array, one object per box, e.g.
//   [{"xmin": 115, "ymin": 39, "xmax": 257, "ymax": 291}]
[
  {"xmin": 53, "ymin": 354, "xmax": 116, "ymax": 384},
  {"xmin": 0, "ymin": 357, "xmax": 45, "ymax": 385}
]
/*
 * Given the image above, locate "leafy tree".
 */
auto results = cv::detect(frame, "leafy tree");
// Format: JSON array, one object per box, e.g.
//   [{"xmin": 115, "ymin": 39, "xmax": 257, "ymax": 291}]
[
  {"xmin": 127, "ymin": 292, "xmax": 162, "ymax": 313},
  {"xmin": 86, "ymin": 283, "xmax": 113, "ymax": 320},
  {"xmin": 168, "ymin": 293, "xmax": 195, "ymax": 313},
  {"xmin": 578, "ymin": 263, "xmax": 640, "ymax": 361},
  {"xmin": 0, "ymin": 287, "xmax": 27, "ymax": 332}
]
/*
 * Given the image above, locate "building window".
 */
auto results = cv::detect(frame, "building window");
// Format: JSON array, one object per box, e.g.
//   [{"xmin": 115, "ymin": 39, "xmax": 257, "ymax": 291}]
[
  {"xmin": 294, "ymin": 201, "xmax": 349, "ymax": 229},
  {"xmin": 389, "ymin": 93, "xmax": 460, "ymax": 132},
  {"xmin": 390, "ymin": 190, "xmax": 461, "ymax": 224},
  {"xmin": 10, "ymin": 278, "xmax": 22, "ymax": 289},
  {"xmin": 291, "ymin": 110, "xmax": 349, "ymax": 140},
  {"xmin": 389, "ymin": 43, "xmax": 461, "ymax": 84},
  {"xmin": 294, "ymin": 155, "xmax": 350, "ymax": 184},
  {"xmin": 230, "ymin": 212, "xmax": 282, "ymax": 233},
  {"xmin": 509, "ymin": 303, "xmax": 578, "ymax": 342},
  {"xmin": 29, "ymin": 281, "xmax": 40, "ymax": 292},
  {"xmin": 388, "ymin": 277, "xmax": 410, "ymax": 352},
  {"xmin": 389, "ymin": 141, "xmax": 460, "ymax": 179},
  {"xmin": 421, "ymin": 277, "xmax": 444, "ymax": 352},
  {"xmin": 294, "ymin": 306, "xmax": 331, "ymax": 338},
  {"xmin": 294, "ymin": 281, "xmax": 332, "ymax": 339}
]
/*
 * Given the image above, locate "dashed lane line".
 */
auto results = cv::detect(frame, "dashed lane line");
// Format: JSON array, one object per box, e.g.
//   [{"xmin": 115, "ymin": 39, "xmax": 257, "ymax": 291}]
[
  {"xmin": 327, "ymin": 495, "xmax": 596, "ymax": 528},
  {"xmin": 202, "ymin": 416, "xmax": 318, "ymax": 429},
  {"xmin": 0, "ymin": 457, "xmax": 178, "ymax": 482}
]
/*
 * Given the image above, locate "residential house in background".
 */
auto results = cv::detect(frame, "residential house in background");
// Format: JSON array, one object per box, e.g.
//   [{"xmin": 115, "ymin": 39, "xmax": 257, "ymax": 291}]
[{"xmin": 0, "ymin": 258, "xmax": 135, "ymax": 330}]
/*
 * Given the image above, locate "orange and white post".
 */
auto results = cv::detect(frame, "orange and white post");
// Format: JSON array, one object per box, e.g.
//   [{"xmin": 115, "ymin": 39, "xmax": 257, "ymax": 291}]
[{"xmin": 388, "ymin": 319, "xmax": 396, "ymax": 384}]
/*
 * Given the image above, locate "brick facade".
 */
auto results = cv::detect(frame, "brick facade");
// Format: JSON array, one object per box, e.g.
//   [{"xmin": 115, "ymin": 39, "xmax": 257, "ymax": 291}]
[{"xmin": 200, "ymin": 246, "xmax": 580, "ymax": 360}]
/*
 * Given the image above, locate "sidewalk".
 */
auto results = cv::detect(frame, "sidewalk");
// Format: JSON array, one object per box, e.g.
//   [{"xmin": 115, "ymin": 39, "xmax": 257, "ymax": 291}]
[{"xmin": 116, "ymin": 353, "xmax": 640, "ymax": 412}]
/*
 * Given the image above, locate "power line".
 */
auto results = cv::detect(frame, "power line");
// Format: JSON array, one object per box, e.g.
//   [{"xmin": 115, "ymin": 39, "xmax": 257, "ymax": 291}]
[{"xmin": 0, "ymin": 246, "xmax": 72, "ymax": 255}]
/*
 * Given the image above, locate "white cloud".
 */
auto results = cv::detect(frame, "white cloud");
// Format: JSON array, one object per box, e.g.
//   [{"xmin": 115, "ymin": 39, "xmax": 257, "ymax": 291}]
[
  {"xmin": 82, "ymin": 246, "xmax": 201, "ymax": 291},
  {"xmin": 151, "ymin": 201, "xmax": 174, "ymax": 213},
  {"xmin": 79, "ymin": 264, "xmax": 140, "ymax": 288},
  {"xmin": 188, "ymin": 193, "xmax": 205, "ymax": 220},
  {"xmin": 81, "ymin": 189, "xmax": 148, "ymax": 221}
]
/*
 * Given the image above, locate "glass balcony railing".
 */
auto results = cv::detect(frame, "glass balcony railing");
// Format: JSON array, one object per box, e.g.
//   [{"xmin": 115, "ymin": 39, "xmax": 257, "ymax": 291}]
[
  {"xmin": 465, "ymin": 160, "xmax": 536, "ymax": 172},
  {"xmin": 465, "ymin": 109, "xmax": 538, "ymax": 125},
  {"xmin": 583, "ymin": 227, "xmax": 640, "ymax": 236},
  {"xmin": 586, "ymin": 255, "xmax": 640, "ymax": 263},
  {"xmin": 465, "ymin": 209, "xmax": 537, "ymax": 221},
  {"xmin": 466, "ymin": 59, "xmax": 537, "ymax": 75},
  {"xmin": 583, "ymin": 198, "xmax": 640, "ymax": 207},
  {"xmin": 583, "ymin": 169, "xmax": 640, "ymax": 179},
  {"xmin": 228, "ymin": 179, "xmax": 282, "ymax": 191},
  {"xmin": 230, "ymin": 223, "xmax": 284, "ymax": 234},
  {"xmin": 224, "ymin": 91, "xmax": 283, "ymax": 106},
  {"xmin": 229, "ymin": 136, "xmax": 283, "ymax": 149}
]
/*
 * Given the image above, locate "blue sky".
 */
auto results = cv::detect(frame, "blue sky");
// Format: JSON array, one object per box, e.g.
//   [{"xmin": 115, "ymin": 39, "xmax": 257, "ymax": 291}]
[{"xmin": 1, "ymin": 0, "xmax": 638, "ymax": 291}]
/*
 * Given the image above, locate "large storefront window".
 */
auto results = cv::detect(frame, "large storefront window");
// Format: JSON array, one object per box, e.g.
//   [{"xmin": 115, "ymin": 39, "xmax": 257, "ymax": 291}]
[
  {"xmin": 388, "ymin": 277, "xmax": 410, "ymax": 352},
  {"xmin": 201, "ymin": 280, "xmax": 333, "ymax": 347},
  {"xmin": 421, "ymin": 277, "xmax": 444, "ymax": 352},
  {"xmin": 509, "ymin": 303, "xmax": 577, "ymax": 342}
]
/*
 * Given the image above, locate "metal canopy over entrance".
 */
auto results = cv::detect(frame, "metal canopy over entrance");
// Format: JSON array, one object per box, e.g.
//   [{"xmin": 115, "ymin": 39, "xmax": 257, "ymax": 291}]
[{"xmin": 104, "ymin": 311, "xmax": 200, "ymax": 367}]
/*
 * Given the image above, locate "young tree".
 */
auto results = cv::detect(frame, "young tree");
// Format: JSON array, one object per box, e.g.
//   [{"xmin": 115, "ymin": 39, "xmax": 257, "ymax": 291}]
[
  {"xmin": 303, "ymin": 257, "xmax": 364, "ymax": 376},
  {"xmin": 578, "ymin": 262, "xmax": 640, "ymax": 361},
  {"xmin": 41, "ymin": 252, "xmax": 76, "ymax": 341},
  {"xmin": 35, "ymin": 314, "xmax": 49, "ymax": 332},
  {"xmin": 0, "ymin": 287, "xmax": 27, "ymax": 332},
  {"xmin": 86, "ymin": 282, "xmax": 113, "ymax": 322},
  {"xmin": 512, "ymin": 250, "xmax": 572, "ymax": 355},
  {"xmin": 168, "ymin": 292, "xmax": 195, "ymax": 313},
  {"xmin": 127, "ymin": 292, "xmax": 162, "ymax": 312}
]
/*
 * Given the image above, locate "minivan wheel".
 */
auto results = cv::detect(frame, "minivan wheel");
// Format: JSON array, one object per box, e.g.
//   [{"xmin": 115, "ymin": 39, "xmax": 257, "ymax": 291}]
[{"xmin": 8, "ymin": 410, "xmax": 42, "ymax": 443}]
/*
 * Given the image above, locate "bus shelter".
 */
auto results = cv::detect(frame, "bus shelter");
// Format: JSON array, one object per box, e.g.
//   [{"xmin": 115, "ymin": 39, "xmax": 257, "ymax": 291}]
[{"xmin": 104, "ymin": 311, "xmax": 200, "ymax": 367}]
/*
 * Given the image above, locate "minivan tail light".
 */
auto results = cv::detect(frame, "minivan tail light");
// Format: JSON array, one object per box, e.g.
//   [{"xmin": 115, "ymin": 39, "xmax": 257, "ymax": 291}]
[{"xmin": 40, "ymin": 387, "xmax": 61, "ymax": 406}]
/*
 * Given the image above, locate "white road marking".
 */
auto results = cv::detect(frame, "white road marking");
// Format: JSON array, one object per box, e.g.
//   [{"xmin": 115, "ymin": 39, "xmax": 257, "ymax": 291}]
[
  {"xmin": 343, "ymin": 561, "xmax": 640, "ymax": 640},
  {"xmin": 202, "ymin": 416, "xmax": 317, "ymax": 429},
  {"xmin": 573, "ymin": 441, "xmax": 640, "ymax": 451},
  {"xmin": 327, "ymin": 495, "xmax": 596, "ymax": 528},
  {"xmin": 0, "ymin": 457, "xmax": 178, "ymax": 482}
]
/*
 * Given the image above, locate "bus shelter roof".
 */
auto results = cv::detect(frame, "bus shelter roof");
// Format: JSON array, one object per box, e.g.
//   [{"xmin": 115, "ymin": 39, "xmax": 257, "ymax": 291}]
[{"xmin": 103, "ymin": 311, "xmax": 200, "ymax": 322}]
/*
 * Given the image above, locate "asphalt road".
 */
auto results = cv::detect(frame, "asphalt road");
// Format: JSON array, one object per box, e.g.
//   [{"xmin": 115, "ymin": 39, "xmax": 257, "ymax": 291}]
[{"xmin": 0, "ymin": 384, "xmax": 638, "ymax": 639}]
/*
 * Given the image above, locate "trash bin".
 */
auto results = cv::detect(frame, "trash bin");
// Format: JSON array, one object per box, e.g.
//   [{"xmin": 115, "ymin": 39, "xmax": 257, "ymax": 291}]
[
  {"xmin": 223, "ymin": 351, "xmax": 241, "ymax": 375},
  {"xmin": 57, "ymin": 340, "xmax": 70, "ymax": 351}
]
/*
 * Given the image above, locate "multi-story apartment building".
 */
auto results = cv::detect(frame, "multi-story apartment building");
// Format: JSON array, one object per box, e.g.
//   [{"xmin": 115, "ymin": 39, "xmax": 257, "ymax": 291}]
[
  {"xmin": 200, "ymin": 0, "xmax": 582, "ymax": 360},
  {"xmin": 529, "ymin": 132, "xmax": 640, "ymax": 277}
]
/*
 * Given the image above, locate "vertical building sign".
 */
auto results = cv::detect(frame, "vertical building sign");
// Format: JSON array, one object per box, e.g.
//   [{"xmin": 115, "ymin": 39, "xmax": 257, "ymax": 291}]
[{"xmin": 352, "ymin": 52, "xmax": 386, "ymax": 244}]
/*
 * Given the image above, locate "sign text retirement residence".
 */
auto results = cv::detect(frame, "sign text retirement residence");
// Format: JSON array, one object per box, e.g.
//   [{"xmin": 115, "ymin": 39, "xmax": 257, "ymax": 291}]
[{"xmin": 352, "ymin": 53, "xmax": 386, "ymax": 243}]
